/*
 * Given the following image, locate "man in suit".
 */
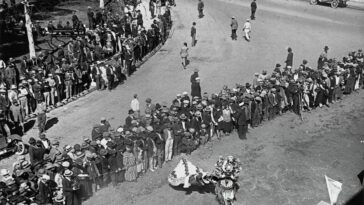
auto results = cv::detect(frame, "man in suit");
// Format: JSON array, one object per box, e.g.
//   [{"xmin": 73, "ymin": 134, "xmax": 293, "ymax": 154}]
[
  {"xmin": 285, "ymin": 47, "xmax": 293, "ymax": 68},
  {"xmin": 234, "ymin": 103, "xmax": 248, "ymax": 140},
  {"xmin": 230, "ymin": 17, "xmax": 238, "ymax": 40},
  {"xmin": 197, "ymin": 0, "xmax": 204, "ymax": 18},
  {"xmin": 250, "ymin": 0, "xmax": 257, "ymax": 20},
  {"xmin": 62, "ymin": 170, "xmax": 81, "ymax": 205},
  {"xmin": 191, "ymin": 22, "xmax": 196, "ymax": 47},
  {"xmin": 268, "ymin": 88, "xmax": 277, "ymax": 120},
  {"xmin": 163, "ymin": 123, "xmax": 174, "ymax": 162}
]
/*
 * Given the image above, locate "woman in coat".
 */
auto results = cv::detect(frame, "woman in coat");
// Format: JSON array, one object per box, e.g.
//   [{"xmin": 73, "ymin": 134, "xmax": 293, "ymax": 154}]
[{"xmin": 123, "ymin": 145, "xmax": 137, "ymax": 182}]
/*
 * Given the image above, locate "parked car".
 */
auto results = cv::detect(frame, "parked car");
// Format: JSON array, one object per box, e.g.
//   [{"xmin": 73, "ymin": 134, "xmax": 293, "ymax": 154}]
[
  {"xmin": 310, "ymin": 0, "xmax": 349, "ymax": 8},
  {"xmin": 0, "ymin": 133, "xmax": 26, "ymax": 156}
]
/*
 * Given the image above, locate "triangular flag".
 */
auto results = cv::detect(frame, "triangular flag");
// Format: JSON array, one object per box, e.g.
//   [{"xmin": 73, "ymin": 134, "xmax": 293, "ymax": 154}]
[{"xmin": 325, "ymin": 175, "xmax": 343, "ymax": 205}]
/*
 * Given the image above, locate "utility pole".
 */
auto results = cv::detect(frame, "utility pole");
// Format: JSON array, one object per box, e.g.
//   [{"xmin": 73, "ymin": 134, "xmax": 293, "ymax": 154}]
[{"xmin": 22, "ymin": 0, "xmax": 36, "ymax": 58}]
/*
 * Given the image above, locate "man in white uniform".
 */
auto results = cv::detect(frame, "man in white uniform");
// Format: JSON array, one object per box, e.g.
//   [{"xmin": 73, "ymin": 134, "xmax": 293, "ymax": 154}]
[{"xmin": 242, "ymin": 19, "xmax": 252, "ymax": 41}]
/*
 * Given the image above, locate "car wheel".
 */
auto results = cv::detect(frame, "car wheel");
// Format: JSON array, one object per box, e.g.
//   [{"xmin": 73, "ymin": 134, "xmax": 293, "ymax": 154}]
[
  {"xmin": 15, "ymin": 141, "xmax": 26, "ymax": 155},
  {"xmin": 331, "ymin": 0, "xmax": 339, "ymax": 8},
  {"xmin": 310, "ymin": 0, "xmax": 318, "ymax": 5}
]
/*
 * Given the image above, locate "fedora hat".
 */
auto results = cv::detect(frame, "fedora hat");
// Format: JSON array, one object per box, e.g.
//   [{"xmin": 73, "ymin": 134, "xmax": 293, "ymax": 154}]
[
  {"xmin": 63, "ymin": 169, "xmax": 73, "ymax": 177},
  {"xmin": 179, "ymin": 114, "xmax": 187, "ymax": 120}
]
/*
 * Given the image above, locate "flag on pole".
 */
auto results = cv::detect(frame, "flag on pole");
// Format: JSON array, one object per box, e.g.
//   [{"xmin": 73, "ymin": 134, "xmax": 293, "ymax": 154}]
[{"xmin": 325, "ymin": 175, "xmax": 342, "ymax": 205}]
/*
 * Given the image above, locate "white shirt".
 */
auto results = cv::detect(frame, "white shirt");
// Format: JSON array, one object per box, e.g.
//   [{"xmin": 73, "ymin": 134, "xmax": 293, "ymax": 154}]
[
  {"xmin": 0, "ymin": 60, "xmax": 6, "ymax": 69},
  {"xmin": 130, "ymin": 98, "xmax": 140, "ymax": 112},
  {"xmin": 243, "ymin": 22, "xmax": 251, "ymax": 31}
]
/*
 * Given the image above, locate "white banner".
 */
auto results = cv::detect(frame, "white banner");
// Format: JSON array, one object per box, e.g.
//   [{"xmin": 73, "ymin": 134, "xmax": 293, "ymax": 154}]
[{"xmin": 325, "ymin": 175, "xmax": 342, "ymax": 205}]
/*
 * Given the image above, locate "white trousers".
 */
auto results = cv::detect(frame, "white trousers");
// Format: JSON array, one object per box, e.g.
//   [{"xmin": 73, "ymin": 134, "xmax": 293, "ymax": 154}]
[{"xmin": 165, "ymin": 137, "xmax": 174, "ymax": 161}]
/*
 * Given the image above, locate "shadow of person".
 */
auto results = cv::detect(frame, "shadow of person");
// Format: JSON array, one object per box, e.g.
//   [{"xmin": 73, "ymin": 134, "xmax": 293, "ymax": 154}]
[
  {"xmin": 24, "ymin": 119, "xmax": 36, "ymax": 133},
  {"xmin": 169, "ymin": 183, "xmax": 215, "ymax": 195},
  {"xmin": 45, "ymin": 117, "xmax": 59, "ymax": 131}
]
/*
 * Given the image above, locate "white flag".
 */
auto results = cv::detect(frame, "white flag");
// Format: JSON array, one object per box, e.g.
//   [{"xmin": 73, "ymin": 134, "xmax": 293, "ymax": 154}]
[{"xmin": 325, "ymin": 175, "xmax": 342, "ymax": 205}]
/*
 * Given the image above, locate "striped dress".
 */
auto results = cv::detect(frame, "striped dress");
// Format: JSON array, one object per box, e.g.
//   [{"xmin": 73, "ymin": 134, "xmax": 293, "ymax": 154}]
[{"xmin": 123, "ymin": 151, "xmax": 137, "ymax": 181}]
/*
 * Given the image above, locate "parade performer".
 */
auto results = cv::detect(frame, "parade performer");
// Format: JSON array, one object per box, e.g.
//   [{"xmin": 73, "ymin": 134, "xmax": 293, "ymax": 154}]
[{"xmin": 242, "ymin": 19, "xmax": 251, "ymax": 42}]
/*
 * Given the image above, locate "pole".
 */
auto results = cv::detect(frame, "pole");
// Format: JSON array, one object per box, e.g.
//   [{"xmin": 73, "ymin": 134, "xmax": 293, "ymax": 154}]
[{"xmin": 23, "ymin": 0, "xmax": 36, "ymax": 58}]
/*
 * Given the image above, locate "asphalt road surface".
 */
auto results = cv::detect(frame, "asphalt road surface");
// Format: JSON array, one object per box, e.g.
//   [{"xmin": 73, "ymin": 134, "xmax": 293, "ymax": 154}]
[{"xmin": 1, "ymin": 0, "xmax": 364, "ymax": 204}]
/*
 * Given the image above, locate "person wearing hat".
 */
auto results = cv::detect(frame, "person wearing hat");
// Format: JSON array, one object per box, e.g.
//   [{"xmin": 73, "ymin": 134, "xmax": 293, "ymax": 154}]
[
  {"xmin": 130, "ymin": 94, "xmax": 140, "ymax": 117},
  {"xmin": 62, "ymin": 169, "xmax": 81, "ymax": 205},
  {"xmin": 318, "ymin": 46, "xmax": 329, "ymax": 70},
  {"xmin": 267, "ymin": 87, "xmax": 278, "ymax": 120},
  {"xmin": 4, "ymin": 62, "xmax": 17, "ymax": 86},
  {"xmin": 145, "ymin": 97, "xmax": 156, "ymax": 115},
  {"xmin": 46, "ymin": 140, "xmax": 62, "ymax": 163},
  {"xmin": 285, "ymin": 47, "xmax": 294, "ymax": 68},
  {"xmin": 250, "ymin": 0, "xmax": 257, "ymax": 20},
  {"xmin": 233, "ymin": 102, "xmax": 248, "ymax": 140},
  {"xmin": 87, "ymin": 6, "xmax": 95, "ymax": 30},
  {"xmin": 191, "ymin": 22, "xmax": 197, "ymax": 47},
  {"xmin": 180, "ymin": 42, "xmax": 189, "ymax": 69},
  {"xmin": 197, "ymin": 0, "xmax": 204, "ymax": 18},
  {"xmin": 230, "ymin": 16, "xmax": 238, "ymax": 40},
  {"xmin": 191, "ymin": 76, "xmax": 202, "ymax": 99},
  {"xmin": 10, "ymin": 99, "xmax": 25, "ymax": 134},
  {"xmin": 37, "ymin": 174, "xmax": 53, "ymax": 204},
  {"xmin": 242, "ymin": 18, "xmax": 252, "ymax": 42}
]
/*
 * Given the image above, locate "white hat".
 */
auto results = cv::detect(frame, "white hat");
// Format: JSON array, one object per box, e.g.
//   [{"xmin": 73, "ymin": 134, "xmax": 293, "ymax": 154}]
[
  {"xmin": 239, "ymin": 102, "xmax": 244, "ymax": 106},
  {"xmin": 146, "ymin": 126, "xmax": 153, "ymax": 131},
  {"xmin": 42, "ymin": 174, "xmax": 50, "ymax": 181},
  {"xmin": 182, "ymin": 91, "xmax": 188, "ymax": 95},
  {"xmin": 10, "ymin": 85, "xmax": 17, "ymax": 89},
  {"xmin": 117, "ymin": 127, "xmax": 124, "ymax": 133}
]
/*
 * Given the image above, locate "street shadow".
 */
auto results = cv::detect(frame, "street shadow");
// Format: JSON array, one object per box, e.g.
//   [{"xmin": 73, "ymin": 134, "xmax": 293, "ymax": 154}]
[
  {"xmin": 45, "ymin": 117, "xmax": 59, "ymax": 130},
  {"xmin": 24, "ymin": 119, "xmax": 36, "ymax": 133},
  {"xmin": 169, "ymin": 183, "xmax": 215, "ymax": 195}
]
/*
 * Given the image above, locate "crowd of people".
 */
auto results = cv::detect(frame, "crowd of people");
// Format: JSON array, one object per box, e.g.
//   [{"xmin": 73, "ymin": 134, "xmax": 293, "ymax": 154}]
[
  {"xmin": 0, "ymin": 45, "xmax": 362, "ymax": 204},
  {"xmin": 0, "ymin": 0, "xmax": 172, "ymax": 136}
]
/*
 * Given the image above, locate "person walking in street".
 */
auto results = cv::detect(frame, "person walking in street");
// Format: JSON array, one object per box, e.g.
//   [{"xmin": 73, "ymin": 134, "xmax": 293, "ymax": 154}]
[
  {"xmin": 251, "ymin": 0, "xmax": 257, "ymax": 20},
  {"xmin": 285, "ymin": 47, "xmax": 293, "ymax": 68},
  {"xmin": 242, "ymin": 19, "xmax": 252, "ymax": 41},
  {"xmin": 191, "ymin": 22, "xmax": 197, "ymax": 47},
  {"xmin": 180, "ymin": 42, "xmax": 189, "ymax": 69},
  {"xmin": 197, "ymin": 0, "xmax": 204, "ymax": 18},
  {"xmin": 230, "ymin": 16, "xmax": 238, "ymax": 40}
]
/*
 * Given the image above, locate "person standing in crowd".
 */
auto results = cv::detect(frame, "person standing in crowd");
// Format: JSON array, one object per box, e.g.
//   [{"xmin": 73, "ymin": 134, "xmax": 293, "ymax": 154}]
[
  {"xmin": 235, "ymin": 102, "xmax": 248, "ymax": 140},
  {"xmin": 123, "ymin": 145, "xmax": 137, "ymax": 182},
  {"xmin": 156, "ymin": 0, "xmax": 162, "ymax": 16},
  {"xmin": 137, "ymin": 10, "xmax": 143, "ymax": 29},
  {"xmin": 37, "ymin": 101, "xmax": 47, "ymax": 135},
  {"xmin": 163, "ymin": 123, "xmax": 174, "ymax": 162},
  {"xmin": 87, "ymin": 6, "xmax": 95, "ymax": 30},
  {"xmin": 180, "ymin": 42, "xmax": 189, "ymax": 69},
  {"xmin": 230, "ymin": 16, "xmax": 238, "ymax": 40},
  {"xmin": 285, "ymin": 47, "xmax": 293, "ymax": 68},
  {"xmin": 197, "ymin": 0, "xmax": 204, "ymax": 18},
  {"xmin": 242, "ymin": 19, "xmax": 251, "ymax": 42},
  {"xmin": 191, "ymin": 22, "xmax": 197, "ymax": 47},
  {"xmin": 250, "ymin": 0, "xmax": 257, "ymax": 20},
  {"xmin": 318, "ymin": 46, "xmax": 329, "ymax": 70}
]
